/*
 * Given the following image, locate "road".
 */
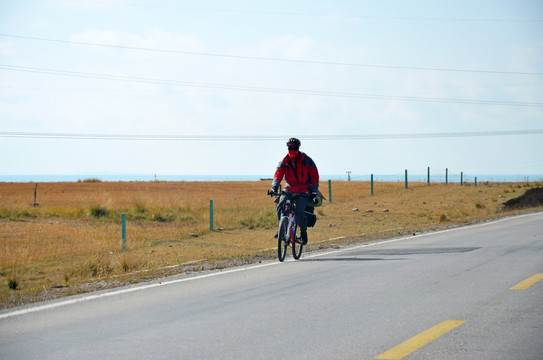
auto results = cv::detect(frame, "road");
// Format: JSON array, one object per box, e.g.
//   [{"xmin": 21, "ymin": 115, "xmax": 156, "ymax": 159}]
[{"xmin": 1, "ymin": 212, "xmax": 542, "ymax": 360}]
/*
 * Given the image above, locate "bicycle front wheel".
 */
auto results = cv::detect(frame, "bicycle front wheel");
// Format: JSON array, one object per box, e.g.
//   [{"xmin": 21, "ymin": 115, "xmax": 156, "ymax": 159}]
[
  {"xmin": 292, "ymin": 224, "xmax": 303, "ymax": 260},
  {"xmin": 277, "ymin": 216, "xmax": 289, "ymax": 262}
]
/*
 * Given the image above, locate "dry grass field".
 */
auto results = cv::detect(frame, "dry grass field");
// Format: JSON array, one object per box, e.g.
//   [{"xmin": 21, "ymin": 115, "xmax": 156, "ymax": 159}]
[{"xmin": 1, "ymin": 180, "xmax": 542, "ymax": 309}]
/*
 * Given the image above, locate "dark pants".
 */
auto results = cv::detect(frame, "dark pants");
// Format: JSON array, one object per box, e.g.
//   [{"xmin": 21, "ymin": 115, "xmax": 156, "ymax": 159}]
[{"xmin": 276, "ymin": 194, "xmax": 310, "ymax": 231}]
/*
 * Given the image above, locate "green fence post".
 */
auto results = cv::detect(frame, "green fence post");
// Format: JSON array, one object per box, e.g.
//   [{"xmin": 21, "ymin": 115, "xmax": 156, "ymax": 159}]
[
  {"xmin": 210, "ymin": 200, "xmax": 214, "ymax": 230},
  {"xmin": 446, "ymin": 168, "xmax": 448, "ymax": 185},
  {"xmin": 121, "ymin": 213, "xmax": 126, "ymax": 250},
  {"xmin": 461, "ymin": 172, "xmax": 464, "ymax": 186},
  {"xmin": 328, "ymin": 180, "xmax": 332, "ymax": 203},
  {"xmin": 405, "ymin": 170, "xmax": 408, "ymax": 189},
  {"xmin": 475, "ymin": 177, "xmax": 478, "ymax": 187},
  {"xmin": 371, "ymin": 174, "xmax": 374, "ymax": 196},
  {"xmin": 427, "ymin": 167, "xmax": 430, "ymax": 186}
]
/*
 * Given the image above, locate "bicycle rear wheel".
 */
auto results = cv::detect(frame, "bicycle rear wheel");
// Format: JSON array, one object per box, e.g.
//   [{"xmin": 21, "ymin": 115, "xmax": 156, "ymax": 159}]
[
  {"xmin": 292, "ymin": 224, "xmax": 303, "ymax": 260},
  {"xmin": 277, "ymin": 216, "xmax": 289, "ymax": 262}
]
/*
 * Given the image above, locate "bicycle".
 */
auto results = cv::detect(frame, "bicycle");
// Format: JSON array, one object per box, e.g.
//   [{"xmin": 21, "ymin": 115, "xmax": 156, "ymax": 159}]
[{"xmin": 268, "ymin": 190, "xmax": 308, "ymax": 262}]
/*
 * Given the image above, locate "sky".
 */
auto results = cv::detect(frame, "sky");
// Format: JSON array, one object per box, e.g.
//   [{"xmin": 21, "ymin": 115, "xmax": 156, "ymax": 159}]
[{"xmin": 1, "ymin": 0, "xmax": 542, "ymax": 180}]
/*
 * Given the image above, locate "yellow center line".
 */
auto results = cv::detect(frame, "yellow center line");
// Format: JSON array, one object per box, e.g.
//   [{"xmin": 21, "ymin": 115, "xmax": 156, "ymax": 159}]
[
  {"xmin": 375, "ymin": 320, "xmax": 465, "ymax": 360},
  {"xmin": 510, "ymin": 273, "xmax": 543, "ymax": 290}
]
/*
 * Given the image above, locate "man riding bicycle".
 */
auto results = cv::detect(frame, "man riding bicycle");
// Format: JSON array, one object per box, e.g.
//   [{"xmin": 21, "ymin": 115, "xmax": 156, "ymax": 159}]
[{"xmin": 270, "ymin": 138, "xmax": 320, "ymax": 245}]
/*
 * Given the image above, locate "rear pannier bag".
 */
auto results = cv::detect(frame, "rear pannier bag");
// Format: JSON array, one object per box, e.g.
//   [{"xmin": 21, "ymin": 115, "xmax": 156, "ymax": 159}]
[{"xmin": 305, "ymin": 206, "xmax": 317, "ymax": 227}]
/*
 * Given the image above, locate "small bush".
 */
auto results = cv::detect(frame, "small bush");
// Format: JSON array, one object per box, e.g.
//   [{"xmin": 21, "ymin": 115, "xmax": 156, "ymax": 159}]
[
  {"xmin": 83, "ymin": 256, "xmax": 114, "ymax": 277},
  {"xmin": 152, "ymin": 213, "xmax": 174, "ymax": 222},
  {"xmin": 0, "ymin": 208, "xmax": 38, "ymax": 220},
  {"xmin": 133, "ymin": 202, "xmax": 146, "ymax": 214},
  {"xmin": 90, "ymin": 205, "xmax": 109, "ymax": 218},
  {"xmin": 80, "ymin": 178, "xmax": 102, "ymax": 183},
  {"xmin": 120, "ymin": 256, "xmax": 143, "ymax": 273},
  {"xmin": 121, "ymin": 260, "xmax": 131, "ymax": 273},
  {"xmin": 8, "ymin": 277, "xmax": 19, "ymax": 290}
]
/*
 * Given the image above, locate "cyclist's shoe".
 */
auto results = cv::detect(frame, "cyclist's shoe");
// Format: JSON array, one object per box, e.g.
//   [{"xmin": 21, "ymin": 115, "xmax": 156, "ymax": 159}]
[{"xmin": 301, "ymin": 229, "xmax": 308, "ymax": 245}]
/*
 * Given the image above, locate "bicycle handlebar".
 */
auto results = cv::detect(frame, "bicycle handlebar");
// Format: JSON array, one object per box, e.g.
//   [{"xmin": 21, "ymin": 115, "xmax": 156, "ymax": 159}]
[{"xmin": 267, "ymin": 190, "xmax": 309, "ymax": 198}]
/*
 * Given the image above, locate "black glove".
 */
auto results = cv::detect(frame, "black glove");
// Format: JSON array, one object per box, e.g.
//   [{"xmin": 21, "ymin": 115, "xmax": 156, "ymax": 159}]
[
  {"xmin": 268, "ymin": 189, "xmax": 276, "ymax": 196},
  {"xmin": 311, "ymin": 193, "xmax": 319, "ymax": 204}
]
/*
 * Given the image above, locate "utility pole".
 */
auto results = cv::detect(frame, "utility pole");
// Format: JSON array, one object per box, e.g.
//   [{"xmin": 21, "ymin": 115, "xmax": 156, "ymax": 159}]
[{"xmin": 346, "ymin": 171, "xmax": 352, "ymax": 181}]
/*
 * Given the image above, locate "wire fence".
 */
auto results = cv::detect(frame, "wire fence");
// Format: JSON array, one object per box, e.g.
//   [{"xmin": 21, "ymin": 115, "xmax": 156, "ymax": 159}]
[{"xmin": 330, "ymin": 168, "xmax": 542, "ymax": 184}]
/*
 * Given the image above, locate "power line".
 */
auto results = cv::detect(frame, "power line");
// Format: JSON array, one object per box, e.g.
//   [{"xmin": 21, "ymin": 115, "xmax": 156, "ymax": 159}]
[
  {"xmin": 2, "ymin": 64, "xmax": 542, "ymax": 107},
  {"xmin": 1, "ymin": 130, "xmax": 542, "ymax": 141},
  {"xmin": 1, "ymin": 34, "xmax": 542, "ymax": 76}
]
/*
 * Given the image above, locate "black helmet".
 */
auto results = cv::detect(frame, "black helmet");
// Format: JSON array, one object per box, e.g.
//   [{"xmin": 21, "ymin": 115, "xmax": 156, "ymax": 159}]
[{"xmin": 287, "ymin": 137, "xmax": 301, "ymax": 150}]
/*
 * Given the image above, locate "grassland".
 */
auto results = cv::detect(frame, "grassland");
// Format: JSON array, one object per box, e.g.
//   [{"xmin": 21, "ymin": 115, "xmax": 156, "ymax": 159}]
[{"xmin": 1, "ymin": 180, "xmax": 541, "ymax": 309}]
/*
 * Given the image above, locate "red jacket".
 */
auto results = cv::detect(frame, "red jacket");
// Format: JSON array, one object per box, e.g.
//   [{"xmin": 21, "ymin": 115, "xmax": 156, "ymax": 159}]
[{"xmin": 272, "ymin": 152, "xmax": 319, "ymax": 194}]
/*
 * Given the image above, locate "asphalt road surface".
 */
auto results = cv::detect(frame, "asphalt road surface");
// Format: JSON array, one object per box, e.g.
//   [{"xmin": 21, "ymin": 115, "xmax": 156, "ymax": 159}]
[{"xmin": 1, "ymin": 212, "xmax": 542, "ymax": 360}]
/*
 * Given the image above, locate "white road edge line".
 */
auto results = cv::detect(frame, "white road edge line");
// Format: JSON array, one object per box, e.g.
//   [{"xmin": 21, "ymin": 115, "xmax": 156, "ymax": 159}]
[{"xmin": 1, "ymin": 211, "xmax": 540, "ymax": 320}]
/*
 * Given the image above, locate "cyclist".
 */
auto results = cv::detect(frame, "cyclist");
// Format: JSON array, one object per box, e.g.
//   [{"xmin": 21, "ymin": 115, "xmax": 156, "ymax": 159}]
[{"xmin": 270, "ymin": 137, "xmax": 320, "ymax": 245}]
